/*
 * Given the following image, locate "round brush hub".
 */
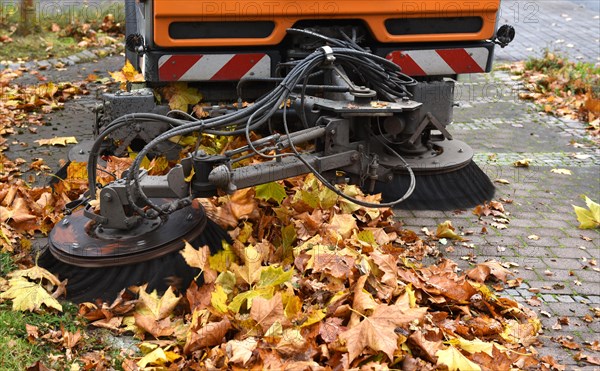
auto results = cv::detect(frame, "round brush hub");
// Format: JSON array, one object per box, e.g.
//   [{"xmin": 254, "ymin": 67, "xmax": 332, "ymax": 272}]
[{"xmin": 48, "ymin": 199, "xmax": 207, "ymax": 268}]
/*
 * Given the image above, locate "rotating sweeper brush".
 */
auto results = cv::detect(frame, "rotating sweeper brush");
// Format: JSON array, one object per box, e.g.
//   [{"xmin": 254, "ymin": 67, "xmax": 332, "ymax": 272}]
[{"xmin": 40, "ymin": 22, "xmax": 509, "ymax": 302}]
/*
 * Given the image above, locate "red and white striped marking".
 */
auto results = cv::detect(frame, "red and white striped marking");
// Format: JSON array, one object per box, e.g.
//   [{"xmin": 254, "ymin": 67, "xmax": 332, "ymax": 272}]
[
  {"xmin": 387, "ymin": 48, "xmax": 489, "ymax": 76},
  {"xmin": 158, "ymin": 53, "xmax": 271, "ymax": 81}
]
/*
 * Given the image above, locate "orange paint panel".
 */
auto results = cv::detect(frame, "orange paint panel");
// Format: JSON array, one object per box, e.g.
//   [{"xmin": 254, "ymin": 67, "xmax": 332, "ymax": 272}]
[{"xmin": 153, "ymin": 0, "xmax": 501, "ymax": 48}]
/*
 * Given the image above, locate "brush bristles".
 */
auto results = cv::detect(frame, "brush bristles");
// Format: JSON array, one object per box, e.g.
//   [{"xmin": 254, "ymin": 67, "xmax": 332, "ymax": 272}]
[
  {"xmin": 375, "ymin": 161, "xmax": 495, "ymax": 211},
  {"xmin": 39, "ymin": 218, "xmax": 229, "ymax": 303}
]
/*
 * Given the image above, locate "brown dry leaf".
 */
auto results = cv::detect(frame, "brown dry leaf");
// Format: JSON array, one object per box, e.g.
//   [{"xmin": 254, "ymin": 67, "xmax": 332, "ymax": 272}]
[
  {"xmin": 319, "ymin": 317, "xmax": 344, "ymax": 344},
  {"xmin": 340, "ymin": 302, "xmax": 426, "ymax": 362},
  {"xmin": 469, "ymin": 344, "xmax": 515, "ymax": 371},
  {"xmin": 501, "ymin": 319, "xmax": 541, "ymax": 346},
  {"xmin": 466, "ymin": 260, "xmax": 513, "ymax": 283},
  {"xmin": 420, "ymin": 261, "xmax": 477, "ymax": 302},
  {"xmin": 62, "ymin": 329, "xmax": 82, "ymax": 350},
  {"xmin": 351, "ymin": 275, "xmax": 377, "ymax": 315},
  {"xmin": 526, "ymin": 296, "xmax": 542, "ymax": 307},
  {"xmin": 0, "ymin": 199, "xmax": 36, "ymax": 224},
  {"xmin": 540, "ymin": 355, "xmax": 566, "ymax": 371},
  {"xmin": 91, "ymin": 316, "xmax": 123, "ymax": 331},
  {"xmin": 227, "ymin": 188, "xmax": 260, "ymax": 221},
  {"xmin": 226, "ymin": 337, "xmax": 258, "ymax": 365},
  {"xmin": 513, "ymin": 158, "xmax": 531, "ymax": 167},
  {"xmin": 407, "ymin": 330, "xmax": 444, "ymax": 363},
  {"xmin": 250, "ymin": 292, "xmax": 284, "ymax": 333},
  {"xmin": 184, "ymin": 317, "xmax": 231, "ymax": 354},
  {"xmin": 133, "ymin": 312, "xmax": 175, "ymax": 338},
  {"xmin": 370, "ymin": 250, "xmax": 398, "ymax": 288},
  {"xmin": 574, "ymin": 352, "xmax": 600, "ymax": 365},
  {"xmin": 26, "ymin": 324, "xmax": 39, "ymax": 343},
  {"xmin": 328, "ymin": 213, "xmax": 357, "ymax": 239},
  {"xmin": 557, "ymin": 337, "xmax": 581, "ymax": 350},
  {"xmin": 312, "ymin": 251, "xmax": 354, "ymax": 279},
  {"xmin": 586, "ymin": 340, "xmax": 600, "ymax": 351}
]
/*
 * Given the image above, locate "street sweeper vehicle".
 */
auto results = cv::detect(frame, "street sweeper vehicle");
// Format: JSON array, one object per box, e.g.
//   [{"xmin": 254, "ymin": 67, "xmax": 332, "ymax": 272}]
[{"xmin": 40, "ymin": 0, "xmax": 515, "ymax": 302}]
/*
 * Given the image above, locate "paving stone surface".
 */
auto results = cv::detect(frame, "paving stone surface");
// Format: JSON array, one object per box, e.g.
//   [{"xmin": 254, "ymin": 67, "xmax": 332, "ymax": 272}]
[
  {"xmin": 396, "ymin": 68, "xmax": 600, "ymax": 368},
  {"xmin": 495, "ymin": 0, "xmax": 600, "ymax": 63}
]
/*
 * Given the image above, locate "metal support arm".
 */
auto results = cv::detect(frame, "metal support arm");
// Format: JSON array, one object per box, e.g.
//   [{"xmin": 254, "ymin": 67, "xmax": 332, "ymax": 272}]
[{"xmin": 209, "ymin": 150, "xmax": 359, "ymax": 193}]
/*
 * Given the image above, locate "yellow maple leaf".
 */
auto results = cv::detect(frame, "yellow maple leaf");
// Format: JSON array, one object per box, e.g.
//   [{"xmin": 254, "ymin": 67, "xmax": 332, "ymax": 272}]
[
  {"xmin": 299, "ymin": 308, "xmax": 327, "ymax": 328},
  {"xmin": 8, "ymin": 265, "xmax": 62, "ymax": 286},
  {"xmin": 208, "ymin": 242, "xmax": 237, "ymax": 272},
  {"xmin": 180, "ymin": 241, "xmax": 209, "ymax": 270},
  {"xmin": 448, "ymin": 337, "xmax": 505, "ymax": 356},
  {"xmin": 228, "ymin": 286, "xmax": 274, "ymax": 313},
  {"xmin": 109, "ymin": 60, "xmax": 144, "ymax": 84},
  {"xmin": 573, "ymin": 195, "xmax": 600, "ymax": 229},
  {"xmin": 137, "ymin": 285, "xmax": 181, "ymax": 320},
  {"xmin": 162, "ymin": 83, "xmax": 203, "ymax": 112},
  {"xmin": 436, "ymin": 345, "xmax": 481, "ymax": 371},
  {"xmin": 137, "ymin": 347, "xmax": 181, "ymax": 369},
  {"xmin": 231, "ymin": 245, "xmax": 263, "ymax": 285},
  {"xmin": 436, "ymin": 220, "xmax": 465, "ymax": 241},
  {"xmin": 35, "ymin": 82, "xmax": 58, "ymax": 99},
  {"xmin": 210, "ymin": 285, "xmax": 229, "ymax": 314},
  {"xmin": 0, "ymin": 277, "xmax": 62, "ymax": 312},
  {"xmin": 35, "ymin": 136, "xmax": 78, "ymax": 146}
]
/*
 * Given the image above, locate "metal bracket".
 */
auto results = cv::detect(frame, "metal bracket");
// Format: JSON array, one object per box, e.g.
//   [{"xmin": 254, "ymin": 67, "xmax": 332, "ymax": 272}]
[
  {"xmin": 320, "ymin": 45, "xmax": 335, "ymax": 63},
  {"xmin": 408, "ymin": 112, "xmax": 453, "ymax": 145}
]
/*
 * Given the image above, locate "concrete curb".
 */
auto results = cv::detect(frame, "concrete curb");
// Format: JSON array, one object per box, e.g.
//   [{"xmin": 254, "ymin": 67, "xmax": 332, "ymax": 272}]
[{"xmin": 0, "ymin": 44, "xmax": 124, "ymax": 72}]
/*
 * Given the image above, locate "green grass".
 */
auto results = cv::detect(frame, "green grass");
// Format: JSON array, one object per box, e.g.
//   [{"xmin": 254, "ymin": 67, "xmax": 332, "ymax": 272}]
[
  {"xmin": 0, "ymin": 1, "xmax": 124, "ymax": 61},
  {"xmin": 0, "ymin": 300, "xmax": 79, "ymax": 369},
  {"xmin": 0, "ymin": 33, "xmax": 80, "ymax": 61},
  {"xmin": 0, "ymin": 299, "xmax": 129, "ymax": 369},
  {"xmin": 0, "ymin": 252, "xmax": 127, "ymax": 370},
  {"xmin": 0, "ymin": 251, "xmax": 16, "ymax": 276}
]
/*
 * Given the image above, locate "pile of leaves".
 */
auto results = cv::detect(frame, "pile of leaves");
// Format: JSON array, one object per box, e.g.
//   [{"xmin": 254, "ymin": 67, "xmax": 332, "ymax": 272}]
[
  {"xmin": 0, "ymin": 69, "xmax": 98, "ymax": 249},
  {"xmin": 0, "ymin": 68, "xmax": 89, "ymax": 136},
  {"xmin": 49, "ymin": 13, "xmax": 123, "ymax": 50},
  {"xmin": 505, "ymin": 51, "xmax": 600, "ymax": 140},
  {"xmin": 32, "ymin": 175, "xmax": 541, "ymax": 370}
]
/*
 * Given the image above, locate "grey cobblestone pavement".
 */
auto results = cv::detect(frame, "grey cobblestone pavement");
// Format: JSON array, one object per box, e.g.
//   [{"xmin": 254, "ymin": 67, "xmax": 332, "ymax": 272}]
[
  {"xmin": 496, "ymin": 0, "xmax": 600, "ymax": 63},
  {"xmin": 398, "ymin": 68, "xmax": 600, "ymax": 368}
]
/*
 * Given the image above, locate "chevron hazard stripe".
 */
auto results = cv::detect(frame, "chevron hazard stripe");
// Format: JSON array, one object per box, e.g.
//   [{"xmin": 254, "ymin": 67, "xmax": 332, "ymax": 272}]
[
  {"xmin": 158, "ymin": 54, "xmax": 271, "ymax": 81},
  {"xmin": 386, "ymin": 48, "xmax": 489, "ymax": 76}
]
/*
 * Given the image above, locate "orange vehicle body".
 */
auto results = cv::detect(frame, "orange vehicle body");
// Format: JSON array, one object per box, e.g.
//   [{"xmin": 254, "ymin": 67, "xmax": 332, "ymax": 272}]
[{"xmin": 153, "ymin": 0, "xmax": 501, "ymax": 48}]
